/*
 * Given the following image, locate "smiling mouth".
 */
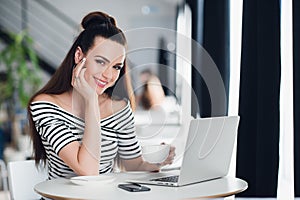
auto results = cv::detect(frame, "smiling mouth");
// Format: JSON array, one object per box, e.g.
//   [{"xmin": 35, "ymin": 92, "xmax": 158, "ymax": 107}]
[{"xmin": 95, "ymin": 78, "xmax": 108, "ymax": 88}]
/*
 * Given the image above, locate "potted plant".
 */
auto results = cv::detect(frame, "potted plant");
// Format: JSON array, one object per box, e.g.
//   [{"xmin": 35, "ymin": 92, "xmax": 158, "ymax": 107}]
[{"xmin": 0, "ymin": 30, "xmax": 42, "ymax": 151}]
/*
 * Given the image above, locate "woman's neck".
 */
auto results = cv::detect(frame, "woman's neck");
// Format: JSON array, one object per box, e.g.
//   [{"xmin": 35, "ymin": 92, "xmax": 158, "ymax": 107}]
[
  {"xmin": 67, "ymin": 89, "xmax": 85, "ymax": 118},
  {"xmin": 69, "ymin": 90, "xmax": 110, "ymax": 118}
]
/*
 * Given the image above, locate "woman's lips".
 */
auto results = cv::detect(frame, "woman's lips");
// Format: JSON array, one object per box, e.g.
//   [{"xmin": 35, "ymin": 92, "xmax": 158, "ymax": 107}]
[{"xmin": 95, "ymin": 78, "xmax": 108, "ymax": 88}]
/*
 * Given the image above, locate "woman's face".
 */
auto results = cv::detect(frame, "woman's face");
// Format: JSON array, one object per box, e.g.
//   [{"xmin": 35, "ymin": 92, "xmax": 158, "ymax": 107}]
[{"xmin": 81, "ymin": 37, "xmax": 126, "ymax": 95}]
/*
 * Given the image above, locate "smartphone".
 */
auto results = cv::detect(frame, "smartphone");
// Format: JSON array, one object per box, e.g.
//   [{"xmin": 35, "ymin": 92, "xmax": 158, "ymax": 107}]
[{"xmin": 118, "ymin": 183, "xmax": 151, "ymax": 192}]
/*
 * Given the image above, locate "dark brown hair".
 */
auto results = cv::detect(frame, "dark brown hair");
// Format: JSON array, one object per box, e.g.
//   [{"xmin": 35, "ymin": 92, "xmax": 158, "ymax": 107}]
[
  {"xmin": 27, "ymin": 11, "xmax": 135, "ymax": 165},
  {"xmin": 140, "ymin": 83, "xmax": 152, "ymax": 110}
]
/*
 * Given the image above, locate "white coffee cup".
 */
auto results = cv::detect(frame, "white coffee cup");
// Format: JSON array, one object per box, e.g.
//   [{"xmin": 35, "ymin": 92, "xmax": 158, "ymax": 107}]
[{"xmin": 142, "ymin": 144, "xmax": 170, "ymax": 164}]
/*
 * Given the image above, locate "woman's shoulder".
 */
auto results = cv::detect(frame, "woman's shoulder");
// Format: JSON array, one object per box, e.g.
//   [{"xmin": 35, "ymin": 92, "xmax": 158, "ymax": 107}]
[
  {"xmin": 30, "ymin": 94, "xmax": 61, "ymax": 111},
  {"xmin": 102, "ymin": 98, "xmax": 130, "ymax": 120},
  {"xmin": 32, "ymin": 93, "xmax": 56, "ymax": 103},
  {"xmin": 104, "ymin": 99, "xmax": 135, "ymax": 128},
  {"xmin": 111, "ymin": 98, "xmax": 128, "ymax": 113},
  {"xmin": 32, "ymin": 93, "xmax": 68, "ymax": 108}
]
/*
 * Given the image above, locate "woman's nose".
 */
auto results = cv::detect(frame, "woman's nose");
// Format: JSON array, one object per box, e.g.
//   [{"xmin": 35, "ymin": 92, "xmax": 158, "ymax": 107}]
[{"xmin": 102, "ymin": 66, "xmax": 113, "ymax": 79}]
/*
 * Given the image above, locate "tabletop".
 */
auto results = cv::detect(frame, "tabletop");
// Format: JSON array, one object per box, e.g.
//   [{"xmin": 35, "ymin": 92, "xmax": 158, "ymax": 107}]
[{"xmin": 34, "ymin": 172, "xmax": 248, "ymax": 200}]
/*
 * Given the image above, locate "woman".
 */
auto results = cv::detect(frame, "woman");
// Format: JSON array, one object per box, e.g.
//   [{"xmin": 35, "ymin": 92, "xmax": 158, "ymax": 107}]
[{"xmin": 27, "ymin": 11, "xmax": 175, "ymax": 179}]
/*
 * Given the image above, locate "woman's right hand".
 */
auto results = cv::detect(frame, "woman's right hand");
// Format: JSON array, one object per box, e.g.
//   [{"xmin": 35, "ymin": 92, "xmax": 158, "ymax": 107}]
[{"xmin": 71, "ymin": 58, "xmax": 97, "ymax": 100}]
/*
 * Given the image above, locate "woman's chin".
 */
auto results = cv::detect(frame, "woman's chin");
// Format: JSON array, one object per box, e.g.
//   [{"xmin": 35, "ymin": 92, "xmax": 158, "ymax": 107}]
[{"xmin": 96, "ymin": 87, "xmax": 106, "ymax": 95}]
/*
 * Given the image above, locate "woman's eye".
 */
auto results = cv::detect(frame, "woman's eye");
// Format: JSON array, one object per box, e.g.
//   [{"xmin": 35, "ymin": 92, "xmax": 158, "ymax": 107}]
[
  {"xmin": 96, "ymin": 59, "xmax": 105, "ymax": 65},
  {"xmin": 114, "ymin": 65, "xmax": 123, "ymax": 70}
]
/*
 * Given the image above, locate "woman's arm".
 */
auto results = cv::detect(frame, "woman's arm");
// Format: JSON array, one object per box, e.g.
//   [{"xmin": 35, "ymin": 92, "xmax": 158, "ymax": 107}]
[
  {"xmin": 59, "ymin": 58, "xmax": 101, "ymax": 176},
  {"xmin": 32, "ymin": 93, "xmax": 101, "ymax": 176},
  {"xmin": 59, "ymin": 97, "xmax": 101, "ymax": 176}
]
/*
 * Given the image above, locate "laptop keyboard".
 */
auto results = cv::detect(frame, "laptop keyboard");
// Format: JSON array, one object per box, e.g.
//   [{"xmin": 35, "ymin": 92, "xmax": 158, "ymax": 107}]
[{"xmin": 150, "ymin": 175, "xmax": 179, "ymax": 183}]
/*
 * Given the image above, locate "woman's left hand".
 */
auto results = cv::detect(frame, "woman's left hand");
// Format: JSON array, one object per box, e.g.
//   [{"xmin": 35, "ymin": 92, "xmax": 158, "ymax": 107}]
[
  {"xmin": 159, "ymin": 143, "xmax": 176, "ymax": 167},
  {"xmin": 122, "ymin": 143, "xmax": 176, "ymax": 172}
]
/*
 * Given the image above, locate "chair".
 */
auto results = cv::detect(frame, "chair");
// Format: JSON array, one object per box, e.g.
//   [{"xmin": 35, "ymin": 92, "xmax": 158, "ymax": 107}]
[
  {"xmin": 7, "ymin": 160, "xmax": 47, "ymax": 200},
  {"xmin": 0, "ymin": 159, "xmax": 10, "ymax": 200},
  {"xmin": 0, "ymin": 159, "xmax": 8, "ymax": 191}
]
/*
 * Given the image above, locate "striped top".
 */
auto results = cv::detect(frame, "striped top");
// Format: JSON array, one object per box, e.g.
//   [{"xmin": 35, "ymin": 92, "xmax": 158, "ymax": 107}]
[{"xmin": 30, "ymin": 100, "xmax": 142, "ymax": 179}]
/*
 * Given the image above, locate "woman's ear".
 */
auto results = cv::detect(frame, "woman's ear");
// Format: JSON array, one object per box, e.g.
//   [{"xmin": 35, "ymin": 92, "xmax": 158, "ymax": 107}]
[{"xmin": 74, "ymin": 47, "xmax": 84, "ymax": 64}]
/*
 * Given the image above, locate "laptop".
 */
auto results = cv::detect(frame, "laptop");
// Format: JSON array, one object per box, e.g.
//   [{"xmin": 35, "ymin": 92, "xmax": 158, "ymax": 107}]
[{"xmin": 127, "ymin": 116, "xmax": 240, "ymax": 187}]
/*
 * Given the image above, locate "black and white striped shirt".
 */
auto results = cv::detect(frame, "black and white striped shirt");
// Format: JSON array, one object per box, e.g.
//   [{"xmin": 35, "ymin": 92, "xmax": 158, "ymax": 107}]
[{"xmin": 30, "ymin": 100, "xmax": 141, "ymax": 179}]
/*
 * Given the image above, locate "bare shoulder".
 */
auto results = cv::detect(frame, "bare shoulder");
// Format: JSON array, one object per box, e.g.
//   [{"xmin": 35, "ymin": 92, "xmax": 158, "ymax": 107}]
[
  {"xmin": 33, "ymin": 94, "xmax": 58, "ymax": 104},
  {"xmin": 112, "ymin": 99, "xmax": 128, "ymax": 113},
  {"xmin": 32, "ymin": 93, "xmax": 56, "ymax": 103}
]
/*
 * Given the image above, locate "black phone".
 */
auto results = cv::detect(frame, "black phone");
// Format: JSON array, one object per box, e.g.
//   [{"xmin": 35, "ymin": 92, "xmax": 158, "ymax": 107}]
[{"xmin": 118, "ymin": 183, "xmax": 151, "ymax": 192}]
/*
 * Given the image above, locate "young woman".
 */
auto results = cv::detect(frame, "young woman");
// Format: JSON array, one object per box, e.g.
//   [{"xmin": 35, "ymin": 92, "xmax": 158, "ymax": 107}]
[{"xmin": 27, "ymin": 11, "xmax": 175, "ymax": 179}]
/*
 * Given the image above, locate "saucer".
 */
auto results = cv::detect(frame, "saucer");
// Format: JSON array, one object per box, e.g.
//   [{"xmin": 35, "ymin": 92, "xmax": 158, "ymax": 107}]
[{"xmin": 70, "ymin": 175, "xmax": 115, "ymax": 186}]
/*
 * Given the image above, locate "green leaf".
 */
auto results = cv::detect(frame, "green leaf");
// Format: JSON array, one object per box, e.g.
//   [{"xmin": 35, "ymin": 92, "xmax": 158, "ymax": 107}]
[{"xmin": 0, "ymin": 29, "xmax": 42, "ymax": 107}]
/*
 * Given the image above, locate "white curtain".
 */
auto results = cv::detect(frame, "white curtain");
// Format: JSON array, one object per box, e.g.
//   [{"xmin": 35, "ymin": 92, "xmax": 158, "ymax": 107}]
[
  {"xmin": 227, "ymin": 0, "xmax": 243, "ymax": 199},
  {"xmin": 228, "ymin": 0, "xmax": 296, "ymax": 199},
  {"xmin": 277, "ymin": 0, "xmax": 295, "ymax": 199}
]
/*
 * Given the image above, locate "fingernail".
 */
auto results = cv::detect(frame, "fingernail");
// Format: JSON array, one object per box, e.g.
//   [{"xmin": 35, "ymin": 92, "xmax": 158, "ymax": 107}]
[{"xmin": 82, "ymin": 58, "xmax": 86, "ymax": 63}]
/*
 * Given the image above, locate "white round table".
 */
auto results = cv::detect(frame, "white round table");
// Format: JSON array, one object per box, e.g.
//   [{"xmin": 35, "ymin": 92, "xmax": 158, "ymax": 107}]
[{"xmin": 35, "ymin": 172, "xmax": 248, "ymax": 200}]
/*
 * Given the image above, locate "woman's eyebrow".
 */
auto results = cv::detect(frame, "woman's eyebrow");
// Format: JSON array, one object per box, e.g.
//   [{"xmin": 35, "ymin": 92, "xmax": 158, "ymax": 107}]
[
  {"xmin": 115, "ymin": 62, "xmax": 124, "ymax": 66},
  {"xmin": 95, "ymin": 55, "xmax": 110, "ymax": 63}
]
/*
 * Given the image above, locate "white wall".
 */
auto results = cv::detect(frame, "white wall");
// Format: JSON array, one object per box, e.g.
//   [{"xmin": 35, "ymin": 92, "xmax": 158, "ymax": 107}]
[
  {"xmin": 46, "ymin": 0, "xmax": 178, "ymax": 91},
  {"xmin": 0, "ymin": 0, "xmax": 180, "ymax": 97}
]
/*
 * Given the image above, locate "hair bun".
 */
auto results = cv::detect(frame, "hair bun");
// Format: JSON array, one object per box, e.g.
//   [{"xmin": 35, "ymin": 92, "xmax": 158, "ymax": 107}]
[{"xmin": 81, "ymin": 11, "xmax": 116, "ymax": 29}]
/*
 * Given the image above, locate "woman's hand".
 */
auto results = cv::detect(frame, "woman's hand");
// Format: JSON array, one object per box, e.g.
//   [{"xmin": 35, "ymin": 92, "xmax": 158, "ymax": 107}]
[
  {"xmin": 71, "ymin": 58, "xmax": 97, "ymax": 100},
  {"xmin": 157, "ymin": 143, "xmax": 176, "ymax": 168},
  {"xmin": 121, "ymin": 143, "xmax": 176, "ymax": 172}
]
